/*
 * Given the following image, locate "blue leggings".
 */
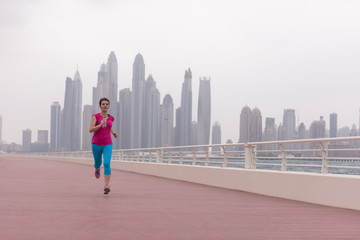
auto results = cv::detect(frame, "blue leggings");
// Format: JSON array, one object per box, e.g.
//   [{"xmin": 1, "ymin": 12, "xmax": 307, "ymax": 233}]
[{"xmin": 92, "ymin": 144, "xmax": 112, "ymax": 175}]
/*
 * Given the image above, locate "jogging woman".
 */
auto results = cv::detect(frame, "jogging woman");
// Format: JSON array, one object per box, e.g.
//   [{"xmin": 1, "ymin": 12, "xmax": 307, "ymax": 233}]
[{"xmin": 89, "ymin": 97, "xmax": 118, "ymax": 194}]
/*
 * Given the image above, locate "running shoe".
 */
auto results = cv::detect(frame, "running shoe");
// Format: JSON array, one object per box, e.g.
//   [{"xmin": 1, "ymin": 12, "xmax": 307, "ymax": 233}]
[
  {"xmin": 104, "ymin": 185, "xmax": 110, "ymax": 194},
  {"xmin": 95, "ymin": 168, "xmax": 100, "ymax": 179}
]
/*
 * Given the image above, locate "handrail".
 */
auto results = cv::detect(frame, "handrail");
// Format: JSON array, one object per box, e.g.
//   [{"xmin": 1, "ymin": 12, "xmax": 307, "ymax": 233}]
[{"xmin": 19, "ymin": 136, "xmax": 360, "ymax": 176}]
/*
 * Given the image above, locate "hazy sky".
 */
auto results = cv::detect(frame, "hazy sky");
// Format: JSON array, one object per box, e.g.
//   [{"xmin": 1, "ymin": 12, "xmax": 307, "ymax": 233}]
[{"xmin": 1, "ymin": 0, "xmax": 360, "ymax": 144}]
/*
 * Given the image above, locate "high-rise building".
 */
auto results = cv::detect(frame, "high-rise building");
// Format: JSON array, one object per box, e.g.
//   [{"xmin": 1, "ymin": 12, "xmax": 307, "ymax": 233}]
[
  {"xmin": 22, "ymin": 129, "xmax": 31, "ymax": 152},
  {"xmin": 330, "ymin": 113, "xmax": 337, "ymax": 138},
  {"xmin": 197, "ymin": 78, "xmax": 211, "ymax": 145},
  {"xmin": 107, "ymin": 51, "xmax": 118, "ymax": 104},
  {"xmin": 131, "ymin": 54, "xmax": 145, "ymax": 149},
  {"xmin": 309, "ymin": 116, "xmax": 326, "ymax": 138},
  {"xmin": 239, "ymin": 106, "xmax": 251, "ymax": 143},
  {"xmin": 250, "ymin": 107, "xmax": 262, "ymax": 142},
  {"xmin": 283, "ymin": 109, "xmax": 296, "ymax": 141},
  {"xmin": 211, "ymin": 122, "xmax": 221, "ymax": 153},
  {"xmin": 144, "ymin": 75, "xmax": 160, "ymax": 148},
  {"xmin": 174, "ymin": 107, "xmax": 181, "ymax": 146},
  {"xmin": 119, "ymin": 88, "xmax": 132, "ymax": 149},
  {"xmin": 92, "ymin": 51, "xmax": 118, "ymax": 113},
  {"xmin": 50, "ymin": 102, "xmax": 61, "ymax": 151},
  {"xmin": 264, "ymin": 118, "xmax": 276, "ymax": 142},
  {"xmin": 297, "ymin": 122, "xmax": 308, "ymax": 150},
  {"xmin": 191, "ymin": 121, "xmax": 198, "ymax": 145},
  {"xmin": 179, "ymin": 68, "xmax": 192, "ymax": 146},
  {"xmin": 161, "ymin": 94, "xmax": 174, "ymax": 147},
  {"xmin": 38, "ymin": 130, "xmax": 48, "ymax": 143},
  {"xmin": 82, "ymin": 105, "xmax": 93, "ymax": 151},
  {"xmin": 0, "ymin": 114, "xmax": 2, "ymax": 143},
  {"xmin": 61, "ymin": 70, "xmax": 82, "ymax": 151},
  {"xmin": 94, "ymin": 64, "xmax": 108, "ymax": 107},
  {"xmin": 264, "ymin": 117, "xmax": 276, "ymax": 152}
]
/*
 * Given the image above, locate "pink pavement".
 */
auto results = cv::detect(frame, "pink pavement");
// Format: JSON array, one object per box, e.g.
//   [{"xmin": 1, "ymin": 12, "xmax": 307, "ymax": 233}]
[{"xmin": 1, "ymin": 156, "xmax": 360, "ymax": 240}]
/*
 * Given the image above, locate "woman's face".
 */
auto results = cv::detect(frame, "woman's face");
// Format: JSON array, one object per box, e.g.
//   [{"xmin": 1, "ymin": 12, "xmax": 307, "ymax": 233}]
[{"xmin": 100, "ymin": 100, "xmax": 110, "ymax": 112}]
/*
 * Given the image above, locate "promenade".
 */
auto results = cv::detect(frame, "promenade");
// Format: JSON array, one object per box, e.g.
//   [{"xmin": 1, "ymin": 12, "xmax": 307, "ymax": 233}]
[{"xmin": 1, "ymin": 156, "xmax": 360, "ymax": 240}]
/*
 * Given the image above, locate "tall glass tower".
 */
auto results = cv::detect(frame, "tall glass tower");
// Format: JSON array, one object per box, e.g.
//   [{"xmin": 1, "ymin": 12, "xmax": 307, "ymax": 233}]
[
  {"xmin": 50, "ymin": 102, "xmax": 61, "ymax": 151},
  {"xmin": 161, "ymin": 94, "xmax": 174, "ymax": 147},
  {"xmin": 119, "ymin": 88, "xmax": 132, "ymax": 149},
  {"xmin": 180, "ymin": 68, "xmax": 192, "ymax": 146},
  {"xmin": 197, "ymin": 78, "xmax": 211, "ymax": 145},
  {"xmin": 107, "ymin": 51, "xmax": 118, "ymax": 104},
  {"xmin": 131, "ymin": 54, "xmax": 145, "ymax": 149},
  {"xmin": 330, "ymin": 113, "xmax": 337, "ymax": 138}
]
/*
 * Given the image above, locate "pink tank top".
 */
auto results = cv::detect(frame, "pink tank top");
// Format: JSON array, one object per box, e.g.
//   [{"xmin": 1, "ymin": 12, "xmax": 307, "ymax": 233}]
[{"xmin": 91, "ymin": 113, "xmax": 114, "ymax": 145}]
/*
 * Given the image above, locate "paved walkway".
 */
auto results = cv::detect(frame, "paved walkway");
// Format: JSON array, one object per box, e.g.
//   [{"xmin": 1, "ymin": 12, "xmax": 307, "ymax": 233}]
[{"xmin": 1, "ymin": 156, "xmax": 360, "ymax": 240}]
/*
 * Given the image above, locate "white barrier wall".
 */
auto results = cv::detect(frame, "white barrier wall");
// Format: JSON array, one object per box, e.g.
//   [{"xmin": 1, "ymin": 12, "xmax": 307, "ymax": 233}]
[{"xmin": 23, "ymin": 156, "xmax": 360, "ymax": 211}]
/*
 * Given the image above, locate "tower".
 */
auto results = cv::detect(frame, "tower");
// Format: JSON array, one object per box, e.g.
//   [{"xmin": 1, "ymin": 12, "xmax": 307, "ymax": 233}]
[
  {"xmin": 239, "ymin": 106, "xmax": 251, "ymax": 143},
  {"xmin": 107, "ymin": 51, "xmax": 118, "ymax": 103},
  {"xmin": 144, "ymin": 75, "xmax": 160, "ymax": 148},
  {"xmin": 179, "ymin": 68, "xmax": 192, "ymax": 146},
  {"xmin": 197, "ymin": 78, "xmax": 211, "ymax": 145},
  {"xmin": 131, "ymin": 53, "xmax": 145, "ymax": 149},
  {"xmin": 161, "ymin": 94, "xmax": 174, "ymax": 147},
  {"xmin": 119, "ymin": 88, "xmax": 132, "ymax": 149},
  {"xmin": 211, "ymin": 122, "xmax": 221, "ymax": 153},
  {"xmin": 330, "ymin": 113, "xmax": 337, "ymax": 138},
  {"xmin": 50, "ymin": 102, "xmax": 61, "ymax": 151}
]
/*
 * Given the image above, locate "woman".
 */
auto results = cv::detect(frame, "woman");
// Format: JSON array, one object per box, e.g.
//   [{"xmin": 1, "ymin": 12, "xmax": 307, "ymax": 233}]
[{"xmin": 89, "ymin": 97, "xmax": 118, "ymax": 194}]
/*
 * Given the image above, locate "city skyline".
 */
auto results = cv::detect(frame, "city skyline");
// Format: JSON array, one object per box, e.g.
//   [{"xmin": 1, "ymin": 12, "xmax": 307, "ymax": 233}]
[{"xmin": 1, "ymin": 0, "xmax": 360, "ymax": 144}]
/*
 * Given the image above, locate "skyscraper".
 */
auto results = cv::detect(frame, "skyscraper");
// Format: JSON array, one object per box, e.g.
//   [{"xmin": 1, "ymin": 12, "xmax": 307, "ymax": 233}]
[
  {"xmin": 82, "ymin": 105, "xmax": 93, "ymax": 151},
  {"xmin": 107, "ymin": 51, "xmax": 118, "ymax": 103},
  {"xmin": 61, "ymin": 70, "xmax": 82, "ymax": 151},
  {"xmin": 250, "ymin": 107, "xmax": 262, "ymax": 142},
  {"xmin": 179, "ymin": 68, "xmax": 192, "ymax": 146},
  {"xmin": 22, "ymin": 129, "xmax": 31, "ymax": 152},
  {"xmin": 144, "ymin": 75, "xmax": 160, "ymax": 148},
  {"xmin": 197, "ymin": 78, "xmax": 211, "ymax": 145},
  {"xmin": 239, "ymin": 106, "xmax": 251, "ymax": 143},
  {"xmin": 174, "ymin": 107, "xmax": 181, "ymax": 146},
  {"xmin": 38, "ymin": 130, "xmax": 48, "ymax": 143},
  {"xmin": 310, "ymin": 116, "xmax": 326, "ymax": 138},
  {"xmin": 191, "ymin": 121, "xmax": 198, "ymax": 145},
  {"xmin": 50, "ymin": 102, "xmax": 61, "ymax": 151},
  {"xmin": 131, "ymin": 54, "xmax": 145, "ymax": 149},
  {"xmin": 92, "ymin": 51, "xmax": 118, "ymax": 113},
  {"xmin": 330, "ymin": 113, "xmax": 337, "ymax": 138},
  {"xmin": 119, "ymin": 88, "xmax": 132, "ymax": 149},
  {"xmin": 161, "ymin": 94, "xmax": 174, "ymax": 147},
  {"xmin": 211, "ymin": 122, "xmax": 221, "ymax": 153},
  {"xmin": 283, "ymin": 109, "xmax": 296, "ymax": 140},
  {"xmin": 264, "ymin": 117, "xmax": 276, "ymax": 152}
]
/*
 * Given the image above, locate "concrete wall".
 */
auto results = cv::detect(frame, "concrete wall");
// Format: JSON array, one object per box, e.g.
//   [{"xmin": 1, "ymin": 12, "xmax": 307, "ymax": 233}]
[{"xmin": 21, "ymin": 156, "xmax": 360, "ymax": 211}]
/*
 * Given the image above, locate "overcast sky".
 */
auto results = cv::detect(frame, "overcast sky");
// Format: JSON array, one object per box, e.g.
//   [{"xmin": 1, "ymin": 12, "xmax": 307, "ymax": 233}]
[{"xmin": 1, "ymin": 0, "xmax": 360, "ymax": 144}]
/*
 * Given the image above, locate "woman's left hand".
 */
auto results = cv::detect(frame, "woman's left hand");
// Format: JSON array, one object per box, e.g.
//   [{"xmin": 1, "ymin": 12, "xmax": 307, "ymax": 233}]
[{"xmin": 113, "ymin": 132, "xmax": 118, "ymax": 138}]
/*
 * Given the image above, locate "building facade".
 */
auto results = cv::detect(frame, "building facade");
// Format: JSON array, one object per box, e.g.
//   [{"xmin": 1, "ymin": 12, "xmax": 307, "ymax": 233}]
[
  {"xmin": 131, "ymin": 54, "xmax": 145, "ymax": 149},
  {"xmin": 197, "ymin": 78, "xmax": 211, "ymax": 145},
  {"xmin": 161, "ymin": 94, "xmax": 174, "ymax": 147}
]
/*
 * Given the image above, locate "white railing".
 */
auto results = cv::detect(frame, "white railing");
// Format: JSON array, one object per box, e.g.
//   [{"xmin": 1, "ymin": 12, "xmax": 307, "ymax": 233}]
[{"xmin": 30, "ymin": 137, "xmax": 360, "ymax": 175}]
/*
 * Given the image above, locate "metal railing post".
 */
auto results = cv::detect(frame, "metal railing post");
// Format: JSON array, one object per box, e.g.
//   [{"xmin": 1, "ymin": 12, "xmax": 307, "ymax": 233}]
[
  {"xmin": 319, "ymin": 142, "xmax": 328, "ymax": 173},
  {"xmin": 168, "ymin": 150, "xmax": 172, "ymax": 164},
  {"xmin": 157, "ymin": 149, "xmax": 163, "ymax": 163},
  {"xmin": 222, "ymin": 145, "xmax": 228, "ymax": 168},
  {"xmin": 179, "ymin": 150, "xmax": 183, "ymax": 165},
  {"xmin": 245, "ymin": 144, "xmax": 256, "ymax": 169},
  {"xmin": 204, "ymin": 147, "xmax": 209, "ymax": 166},
  {"xmin": 279, "ymin": 144, "xmax": 287, "ymax": 171},
  {"xmin": 192, "ymin": 147, "xmax": 197, "ymax": 165}
]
